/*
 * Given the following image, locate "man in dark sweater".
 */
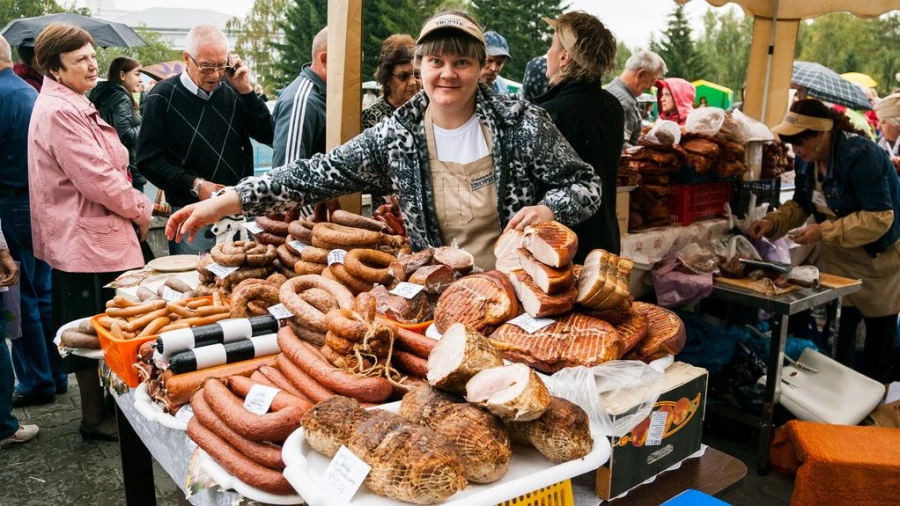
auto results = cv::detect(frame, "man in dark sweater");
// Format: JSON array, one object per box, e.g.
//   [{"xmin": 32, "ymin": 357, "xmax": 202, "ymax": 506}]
[{"xmin": 136, "ymin": 24, "xmax": 274, "ymax": 255}]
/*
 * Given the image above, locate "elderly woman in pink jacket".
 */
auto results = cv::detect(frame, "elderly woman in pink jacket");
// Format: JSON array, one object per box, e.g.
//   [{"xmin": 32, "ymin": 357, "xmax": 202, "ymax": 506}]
[{"xmin": 28, "ymin": 23, "xmax": 151, "ymax": 440}]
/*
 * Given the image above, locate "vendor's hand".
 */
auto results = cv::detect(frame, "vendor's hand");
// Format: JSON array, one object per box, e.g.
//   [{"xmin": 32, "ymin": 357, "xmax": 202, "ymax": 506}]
[
  {"xmin": 166, "ymin": 189, "xmax": 243, "ymax": 243},
  {"xmin": 0, "ymin": 249, "xmax": 19, "ymax": 286},
  {"xmin": 225, "ymin": 53, "xmax": 253, "ymax": 94},
  {"xmin": 748, "ymin": 219, "xmax": 774, "ymax": 239},
  {"xmin": 136, "ymin": 221, "xmax": 150, "ymax": 242},
  {"xmin": 504, "ymin": 205, "xmax": 555, "ymax": 232},
  {"xmin": 791, "ymin": 223, "xmax": 822, "ymax": 245},
  {"xmin": 198, "ymin": 182, "xmax": 225, "ymax": 201}
]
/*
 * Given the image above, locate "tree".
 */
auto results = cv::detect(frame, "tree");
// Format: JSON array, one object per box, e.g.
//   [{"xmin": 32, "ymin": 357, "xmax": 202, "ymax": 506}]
[
  {"xmin": 94, "ymin": 27, "xmax": 180, "ymax": 78},
  {"xmin": 472, "ymin": 0, "xmax": 566, "ymax": 82},
  {"xmin": 604, "ymin": 40, "xmax": 632, "ymax": 85},
  {"xmin": 695, "ymin": 7, "xmax": 753, "ymax": 95},
  {"xmin": 226, "ymin": 0, "xmax": 289, "ymax": 96},
  {"xmin": 650, "ymin": 4, "xmax": 708, "ymax": 81},
  {"xmin": 0, "ymin": 0, "xmax": 90, "ymax": 45},
  {"xmin": 268, "ymin": 0, "xmax": 327, "ymax": 92}
]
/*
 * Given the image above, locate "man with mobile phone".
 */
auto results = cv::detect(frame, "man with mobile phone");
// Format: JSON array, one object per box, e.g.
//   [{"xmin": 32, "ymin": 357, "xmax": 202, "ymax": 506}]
[{"xmin": 136, "ymin": 24, "xmax": 274, "ymax": 255}]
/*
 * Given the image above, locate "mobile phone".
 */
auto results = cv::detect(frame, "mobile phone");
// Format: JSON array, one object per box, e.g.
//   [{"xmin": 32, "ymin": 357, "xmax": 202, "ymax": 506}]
[{"xmin": 226, "ymin": 55, "xmax": 236, "ymax": 76}]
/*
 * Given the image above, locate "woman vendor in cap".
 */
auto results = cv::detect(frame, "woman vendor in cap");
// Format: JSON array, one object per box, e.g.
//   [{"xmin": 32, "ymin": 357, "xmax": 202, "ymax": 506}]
[
  {"xmin": 166, "ymin": 10, "xmax": 601, "ymax": 270},
  {"xmin": 874, "ymin": 93, "xmax": 900, "ymax": 174},
  {"xmin": 749, "ymin": 99, "xmax": 900, "ymax": 382}
]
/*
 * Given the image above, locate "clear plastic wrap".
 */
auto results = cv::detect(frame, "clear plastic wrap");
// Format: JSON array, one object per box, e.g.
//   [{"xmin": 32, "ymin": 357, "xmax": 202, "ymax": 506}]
[
  {"xmin": 644, "ymin": 120, "xmax": 681, "ymax": 145},
  {"xmin": 721, "ymin": 110, "xmax": 774, "ymax": 144},
  {"xmin": 685, "ymin": 107, "xmax": 726, "ymax": 136},
  {"xmin": 711, "ymin": 234, "xmax": 762, "ymax": 262},
  {"xmin": 546, "ymin": 360, "xmax": 665, "ymax": 437}
]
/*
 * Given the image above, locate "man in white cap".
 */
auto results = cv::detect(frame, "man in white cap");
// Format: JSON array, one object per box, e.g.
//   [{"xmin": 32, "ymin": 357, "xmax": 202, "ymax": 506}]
[
  {"xmin": 482, "ymin": 30, "xmax": 513, "ymax": 94},
  {"xmin": 875, "ymin": 93, "xmax": 900, "ymax": 173}
]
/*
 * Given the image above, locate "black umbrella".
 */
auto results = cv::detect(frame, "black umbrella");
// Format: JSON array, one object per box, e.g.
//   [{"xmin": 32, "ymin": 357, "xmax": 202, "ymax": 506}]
[{"xmin": 1, "ymin": 12, "xmax": 146, "ymax": 48}]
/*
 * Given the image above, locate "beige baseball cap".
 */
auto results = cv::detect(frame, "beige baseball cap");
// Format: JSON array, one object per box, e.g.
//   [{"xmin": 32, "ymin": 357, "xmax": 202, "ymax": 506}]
[
  {"xmin": 875, "ymin": 93, "xmax": 900, "ymax": 121},
  {"xmin": 417, "ymin": 14, "xmax": 485, "ymax": 46},
  {"xmin": 771, "ymin": 111, "xmax": 834, "ymax": 137}
]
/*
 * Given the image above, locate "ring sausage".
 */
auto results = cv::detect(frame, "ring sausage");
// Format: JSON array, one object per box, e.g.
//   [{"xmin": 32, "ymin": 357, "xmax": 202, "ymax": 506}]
[
  {"xmin": 275, "ymin": 353, "xmax": 335, "ymax": 403},
  {"xmin": 191, "ymin": 389, "xmax": 285, "ymax": 470},
  {"xmin": 330, "ymin": 263, "xmax": 374, "ymax": 294},
  {"xmin": 277, "ymin": 327, "xmax": 392, "ymax": 403},
  {"xmin": 275, "ymin": 244, "xmax": 300, "ymax": 269},
  {"xmin": 210, "ymin": 242, "xmax": 248, "ymax": 267},
  {"xmin": 320, "ymin": 266, "xmax": 338, "ymax": 282},
  {"xmin": 300, "ymin": 288, "xmax": 338, "ymax": 313},
  {"xmin": 299, "ymin": 247, "xmax": 329, "ymax": 265},
  {"xmin": 231, "ymin": 283, "xmax": 279, "ymax": 318},
  {"xmin": 253, "ymin": 231, "xmax": 286, "ymax": 246},
  {"xmin": 325, "ymin": 331, "xmax": 356, "ymax": 354},
  {"xmin": 279, "ymin": 275, "xmax": 355, "ymax": 332},
  {"xmin": 293, "ymin": 260, "xmax": 325, "ymax": 275},
  {"xmin": 287, "ymin": 220, "xmax": 313, "ymax": 244},
  {"xmin": 256, "ymin": 216, "xmax": 290, "ymax": 236},
  {"xmin": 344, "ymin": 249, "xmax": 396, "ymax": 285},
  {"xmin": 202, "ymin": 378, "xmax": 306, "ymax": 443},
  {"xmin": 324, "ymin": 309, "xmax": 369, "ymax": 342},
  {"xmin": 246, "ymin": 244, "xmax": 277, "ymax": 267},
  {"xmin": 187, "ymin": 417, "xmax": 294, "ymax": 495},
  {"xmin": 311, "ymin": 222, "xmax": 382, "ymax": 249},
  {"xmin": 288, "ymin": 321, "xmax": 326, "ymax": 346},
  {"xmin": 331, "ymin": 210, "xmax": 390, "ymax": 233}
]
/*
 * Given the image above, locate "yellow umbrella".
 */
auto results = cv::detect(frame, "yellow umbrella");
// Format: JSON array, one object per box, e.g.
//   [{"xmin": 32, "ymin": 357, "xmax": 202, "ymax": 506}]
[{"xmin": 841, "ymin": 72, "xmax": 878, "ymax": 89}]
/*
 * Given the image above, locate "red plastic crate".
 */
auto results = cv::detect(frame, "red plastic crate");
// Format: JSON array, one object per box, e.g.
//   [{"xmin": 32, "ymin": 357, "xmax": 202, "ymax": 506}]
[{"xmin": 668, "ymin": 181, "xmax": 733, "ymax": 225}]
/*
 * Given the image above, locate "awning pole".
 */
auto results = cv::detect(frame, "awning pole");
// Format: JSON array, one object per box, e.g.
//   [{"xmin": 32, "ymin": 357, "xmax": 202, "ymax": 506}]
[{"xmin": 760, "ymin": 0, "xmax": 780, "ymax": 121}]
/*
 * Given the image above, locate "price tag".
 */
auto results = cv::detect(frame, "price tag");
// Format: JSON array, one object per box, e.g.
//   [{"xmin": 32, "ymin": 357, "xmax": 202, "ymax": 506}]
[
  {"xmin": 646, "ymin": 411, "xmax": 668, "ymax": 446},
  {"xmin": 206, "ymin": 262, "xmax": 240, "ymax": 279},
  {"xmin": 243, "ymin": 384, "xmax": 281, "ymax": 415},
  {"xmin": 161, "ymin": 286, "xmax": 184, "ymax": 302},
  {"xmin": 288, "ymin": 240, "xmax": 307, "ymax": 254},
  {"xmin": 322, "ymin": 446, "xmax": 371, "ymax": 503},
  {"xmin": 243, "ymin": 220, "xmax": 264, "ymax": 235},
  {"xmin": 267, "ymin": 303, "xmax": 293, "ymax": 320},
  {"xmin": 327, "ymin": 249, "xmax": 347, "ymax": 266},
  {"xmin": 390, "ymin": 282, "xmax": 427, "ymax": 299},
  {"xmin": 174, "ymin": 404, "xmax": 194, "ymax": 422},
  {"xmin": 507, "ymin": 313, "xmax": 555, "ymax": 334}
]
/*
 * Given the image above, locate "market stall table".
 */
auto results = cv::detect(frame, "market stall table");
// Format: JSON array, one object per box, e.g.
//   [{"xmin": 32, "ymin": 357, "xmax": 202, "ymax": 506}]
[{"xmin": 707, "ymin": 274, "xmax": 861, "ymax": 473}]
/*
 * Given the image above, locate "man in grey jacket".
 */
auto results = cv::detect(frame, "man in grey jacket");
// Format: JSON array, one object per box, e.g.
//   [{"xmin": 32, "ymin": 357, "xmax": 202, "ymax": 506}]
[
  {"xmin": 606, "ymin": 50, "xmax": 667, "ymax": 147},
  {"xmin": 272, "ymin": 27, "xmax": 328, "ymax": 167}
]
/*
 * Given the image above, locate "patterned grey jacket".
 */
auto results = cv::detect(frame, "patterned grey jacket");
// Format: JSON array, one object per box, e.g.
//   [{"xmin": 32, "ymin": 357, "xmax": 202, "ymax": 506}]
[{"xmin": 235, "ymin": 83, "xmax": 602, "ymax": 251}]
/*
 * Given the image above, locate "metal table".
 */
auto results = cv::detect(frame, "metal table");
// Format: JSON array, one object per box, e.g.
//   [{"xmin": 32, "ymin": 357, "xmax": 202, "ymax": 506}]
[{"xmin": 708, "ymin": 280, "xmax": 861, "ymax": 474}]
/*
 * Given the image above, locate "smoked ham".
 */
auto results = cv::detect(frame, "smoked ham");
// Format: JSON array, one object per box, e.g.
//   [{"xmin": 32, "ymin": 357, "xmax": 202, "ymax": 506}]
[
  {"xmin": 466, "ymin": 363, "xmax": 551, "ymax": 422},
  {"xmin": 433, "ymin": 246, "xmax": 475, "ymax": 274},
  {"xmin": 409, "ymin": 265, "xmax": 455, "ymax": 295},
  {"xmin": 427, "ymin": 323, "xmax": 504, "ymax": 394},
  {"xmin": 370, "ymin": 284, "xmax": 432, "ymax": 324},
  {"xmin": 518, "ymin": 248, "xmax": 575, "ymax": 295},
  {"xmin": 505, "ymin": 396, "xmax": 593, "ymax": 464},
  {"xmin": 522, "ymin": 222, "xmax": 578, "ymax": 268},
  {"xmin": 613, "ymin": 305, "xmax": 649, "ymax": 355},
  {"xmin": 625, "ymin": 302, "xmax": 686, "ymax": 361},
  {"xmin": 390, "ymin": 248, "xmax": 434, "ymax": 282},
  {"xmin": 434, "ymin": 271, "xmax": 518, "ymax": 334},
  {"xmin": 494, "ymin": 229, "xmax": 524, "ymax": 274},
  {"xmin": 509, "ymin": 270, "xmax": 576, "ymax": 318},
  {"xmin": 490, "ymin": 313, "xmax": 624, "ymax": 373}
]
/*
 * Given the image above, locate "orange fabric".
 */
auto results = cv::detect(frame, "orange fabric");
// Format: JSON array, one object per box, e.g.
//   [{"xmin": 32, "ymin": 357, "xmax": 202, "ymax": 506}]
[{"xmin": 770, "ymin": 420, "xmax": 900, "ymax": 506}]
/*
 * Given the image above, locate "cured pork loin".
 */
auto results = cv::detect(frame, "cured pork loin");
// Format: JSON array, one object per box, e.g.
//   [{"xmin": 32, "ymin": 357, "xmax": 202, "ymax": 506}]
[
  {"xmin": 614, "ymin": 305, "xmax": 649, "ymax": 355},
  {"xmin": 409, "ymin": 265, "xmax": 455, "ymax": 295},
  {"xmin": 370, "ymin": 284, "xmax": 432, "ymax": 324},
  {"xmin": 490, "ymin": 313, "xmax": 624, "ymax": 373},
  {"xmin": 518, "ymin": 248, "xmax": 575, "ymax": 294},
  {"xmin": 390, "ymin": 248, "xmax": 435, "ymax": 282},
  {"xmin": 506, "ymin": 396, "xmax": 593, "ymax": 463},
  {"xmin": 427, "ymin": 323, "xmax": 504, "ymax": 394},
  {"xmin": 433, "ymin": 246, "xmax": 475, "ymax": 274},
  {"xmin": 522, "ymin": 222, "xmax": 578, "ymax": 268},
  {"xmin": 509, "ymin": 269, "xmax": 577, "ymax": 318},
  {"xmin": 625, "ymin": 302, "xmax": 686, "ymax": 361},
  {"xmin": 466, "ymin": 363, "xmax": 551, "ymax": 422},
  {"xmin": 494, "ymin": 229, "xmax": 524, "ymax": 274},
  {"xmin": 434, "ymin": 271, "xmax": 518, "ymax": 334}
]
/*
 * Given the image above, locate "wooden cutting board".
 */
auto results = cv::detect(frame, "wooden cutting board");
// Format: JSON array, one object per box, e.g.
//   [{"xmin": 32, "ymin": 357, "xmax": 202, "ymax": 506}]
[
  {"xmin": 819, "ymin": 272, "xmax": 862, "ymax": 289},
  {"xmin": 714, "ymin": 276, "xmax": 800, "ymax": 296}
]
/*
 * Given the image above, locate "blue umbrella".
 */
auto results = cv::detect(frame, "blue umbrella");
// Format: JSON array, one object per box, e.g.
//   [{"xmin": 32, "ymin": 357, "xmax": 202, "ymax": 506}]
[
  {"xmin": 1, "ymin": 12, "xmax": 146, "ymax": 48},
  {"xmin": 792, "ymin": 61, "xmax": 871, "ymax": 110}
]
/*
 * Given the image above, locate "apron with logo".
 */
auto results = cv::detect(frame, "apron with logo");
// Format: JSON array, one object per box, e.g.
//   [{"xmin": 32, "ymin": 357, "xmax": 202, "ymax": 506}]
[{"xmin": 425, "ymin": 107, "xmax": 501, "ymax": 270}]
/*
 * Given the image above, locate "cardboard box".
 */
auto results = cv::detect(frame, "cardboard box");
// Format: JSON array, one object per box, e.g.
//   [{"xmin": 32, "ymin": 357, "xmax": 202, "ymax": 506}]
[
  {"xmin": 617, "ymin": 186, "xmax": 635, "ymax": 236},
  {"xmin": 596, "ymin": 362, "xmax": 708, "ymax": 499}
]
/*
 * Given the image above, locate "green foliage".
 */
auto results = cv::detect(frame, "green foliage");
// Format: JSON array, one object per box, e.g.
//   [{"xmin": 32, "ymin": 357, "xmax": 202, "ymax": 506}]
[
  {"xmin": 471, "ymin": 0, "xmax": 566, "ymax": 82},
  {"xmin": 0, "ymin": 0, "xmax": 90, "ymax": 45},
  {"xmin": 268, "ymin": 0, "xmax": 327, "ymax": 92},
  {"xmin": 94, "ymin": 27, "xmax": 180, "ymax": 78},
  {"xmin": 695, "ymin": 7, "xmax": 753, "ymax": 97},
  {"xmin": 650, "ymin": 4, "xmax": 708, "ymax": 82},
  {"xmin": 797, "ymin": 12, "xmax": 900, "ymax": 96},
  {"xmin": 226, "ymin": 0, "xmax": 290, "ymax": 96}
]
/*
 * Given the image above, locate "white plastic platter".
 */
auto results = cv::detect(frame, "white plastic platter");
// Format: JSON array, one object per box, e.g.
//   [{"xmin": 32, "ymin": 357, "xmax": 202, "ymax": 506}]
[
  {"xmin": 198, "ymin": 450, "xmax": 305, "ymax": 505},
  {"xmin": 54, "ymin": 317, "xmax": 104, "ymax": 360},
  {"xmin": 281, "ymin": 401, "xmax": 612, "ymax": 506},
  {"xmin": 133, "ymin": 382, "xmax": 190, "ymax": 431}
]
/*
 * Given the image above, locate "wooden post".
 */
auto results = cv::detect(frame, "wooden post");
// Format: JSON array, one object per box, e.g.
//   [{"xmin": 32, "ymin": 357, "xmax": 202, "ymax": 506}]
[
  {"xmin": 742, "ymin": 16, "xmax": 800, "ymax": 127},
  {"xmin": 326, "ymin": 0, "xmax": 364, "ymax": 214}
]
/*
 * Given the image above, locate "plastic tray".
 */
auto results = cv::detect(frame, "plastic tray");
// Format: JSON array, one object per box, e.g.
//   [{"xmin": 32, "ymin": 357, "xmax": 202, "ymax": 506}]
[
  {"xmin": 55, "ymin": 317, "xmax": 105, "ymax": 360},
  {"xmin": 132, "ymin": 382, "xmax": 191, "ymax": 431},
  {"xmin": 281, "ymin": 401, "xmax": 611, "ymax": 506},
  {"xmin": 198, "ymin": 450, "xmax": 305, "ymax": 505}
]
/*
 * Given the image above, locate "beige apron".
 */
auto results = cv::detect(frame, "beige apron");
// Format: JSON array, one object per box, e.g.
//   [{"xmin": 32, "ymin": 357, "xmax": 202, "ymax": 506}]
[
  {"xmin": 814, "ymin": 176, "xmax": 900, "ymax": 316},
  {"xmin": 425, "ymin": 107, "xmax": 501, "ymax": 270}
]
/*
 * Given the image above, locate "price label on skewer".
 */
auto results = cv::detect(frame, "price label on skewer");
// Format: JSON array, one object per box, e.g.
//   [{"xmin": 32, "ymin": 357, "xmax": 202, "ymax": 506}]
[
  {"xmin": 206, "ymin": 262, "xmax": 239, "ymax": 279},
  {"xmin": 507, "ymin": 313, "xmax": 555, "ymax": 334},
  {"xmin": 390, "ymin": 282, "xmax": 426, "ymax": 299},
  {"xmin": 267, "ymin": 303, "xmax": 293, "ymax": 320},
  {"xmin": 243, "ymin": 220, "xmax": 264, "ymax": 235},
  {"xmin": 328, "ymin": 249, "xmax": 347, "ymax": 266}
]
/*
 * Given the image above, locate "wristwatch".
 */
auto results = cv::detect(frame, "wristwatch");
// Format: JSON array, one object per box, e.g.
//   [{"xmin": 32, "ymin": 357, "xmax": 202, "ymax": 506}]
[{"xmin": 190, "ymin": 178, "xmax": 206, "ymax": 197}]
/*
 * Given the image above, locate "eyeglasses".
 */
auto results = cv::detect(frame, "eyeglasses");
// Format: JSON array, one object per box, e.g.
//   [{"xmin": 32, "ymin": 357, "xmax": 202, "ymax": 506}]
[
  {"xmin": 392, "ymin": 71, "xmax": 421, "ymax": 82},
  {"xmin": 188, "ymin": 54, "xmax": 233, "ymax": 75}
]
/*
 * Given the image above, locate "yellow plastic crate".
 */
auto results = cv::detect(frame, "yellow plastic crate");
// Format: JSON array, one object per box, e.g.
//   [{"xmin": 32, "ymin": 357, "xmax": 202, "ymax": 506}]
[{"xmin": 498, "ymin": 479, "xmax": 574, "ymax": 506}]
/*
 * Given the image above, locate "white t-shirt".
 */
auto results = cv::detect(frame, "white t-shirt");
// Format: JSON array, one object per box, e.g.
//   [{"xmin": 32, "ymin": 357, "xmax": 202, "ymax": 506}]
[{"xmin": 432, "ymin": 115, "xmax": 490, "ymax": 164}]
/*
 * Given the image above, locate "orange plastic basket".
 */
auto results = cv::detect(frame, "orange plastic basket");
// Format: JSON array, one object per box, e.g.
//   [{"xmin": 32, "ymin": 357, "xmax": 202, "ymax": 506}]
[{"xmin": 497, "ymin": 479, "xmax": 574, "ymax": 506}]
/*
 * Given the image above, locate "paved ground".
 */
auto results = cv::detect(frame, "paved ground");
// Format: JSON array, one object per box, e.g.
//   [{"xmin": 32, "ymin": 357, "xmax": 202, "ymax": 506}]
[{"xmin": 0, "ymin": 373, "xmax": 794, "ymax": 506}]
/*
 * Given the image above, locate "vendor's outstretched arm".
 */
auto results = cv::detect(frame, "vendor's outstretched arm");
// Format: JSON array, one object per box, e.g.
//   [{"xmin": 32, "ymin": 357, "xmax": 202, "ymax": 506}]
[{"xmin": 166, "ymin": 190, "xmax": 243, "ymax": 243}]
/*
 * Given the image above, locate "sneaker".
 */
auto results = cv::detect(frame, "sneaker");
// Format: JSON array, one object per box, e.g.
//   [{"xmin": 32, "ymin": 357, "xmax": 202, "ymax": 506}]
[{"xmin": 3, "ymin": 424, "xmax": 39, "ymax": 444}]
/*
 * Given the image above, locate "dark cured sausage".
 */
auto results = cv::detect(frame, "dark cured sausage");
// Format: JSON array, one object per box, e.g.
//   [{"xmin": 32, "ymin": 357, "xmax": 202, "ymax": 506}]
[
  {"xmin": 191, "ymin": 389, "xmax": 285, "ymax": 470},
  {"xmin": 392, "ymin": 351, "xmax": 429, "ymax": 378},
  {"xmin": 202, "ymin": 378, "xmax": 306, "ymax": 443},
  {"xmin": 258, "ymin": 366, "xmax": 310, "ymax": 401},
  {"xmin": 187, "ymin": 417, "xmax": 294, "ymax": 495},
  {"xmin": 277, "ymin": 327, "xmax": 393, "ymax": 403},
  {"xmin": 275, "ymin": 353, "xmax": 335, "ymax": 403},
  {"xmin": 395, "ymin": 326, "xmax": 437, "ymax": 358}
]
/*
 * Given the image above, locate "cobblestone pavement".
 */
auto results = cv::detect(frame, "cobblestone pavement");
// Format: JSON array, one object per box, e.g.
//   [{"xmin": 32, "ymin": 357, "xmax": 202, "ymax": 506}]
[{"xmin": 1, "ymin": 374, "xmax": 793, "ymax": 506}]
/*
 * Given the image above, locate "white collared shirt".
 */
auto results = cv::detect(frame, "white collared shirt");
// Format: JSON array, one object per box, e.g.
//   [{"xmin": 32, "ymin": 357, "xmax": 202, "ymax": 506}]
[{"xmin": 180, "ymin": 71, "xmax": 218, "ymax": 100}]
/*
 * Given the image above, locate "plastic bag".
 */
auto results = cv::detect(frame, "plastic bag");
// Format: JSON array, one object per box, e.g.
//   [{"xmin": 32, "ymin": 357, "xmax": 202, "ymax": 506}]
[
  {"xmin": 652, "ymin": 255, "xmax": 714, "ymax": 308},
  {"xmin": 546, "ymin": 360, "xmax": 665, "ymax": 437},
  {"xmin": 685, "ymin": 107, "xmax": 726, "ymax": 136},
  {"xmin": 644, "ymin": 120, "xmax": 681, "ymax": 145},
  {"xmin": 724, "ymin": 110, "xmax": 774, "ymax": 144},
  {"xmin": 711, "ymin": 235, "xmax": 762, "ymax": 262}
]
